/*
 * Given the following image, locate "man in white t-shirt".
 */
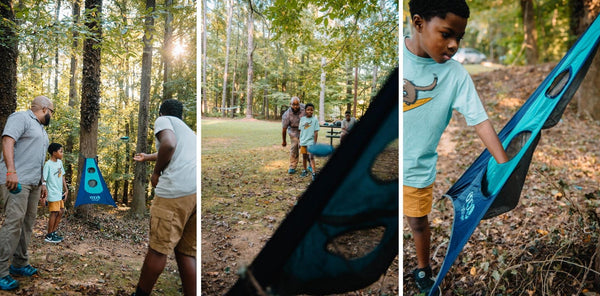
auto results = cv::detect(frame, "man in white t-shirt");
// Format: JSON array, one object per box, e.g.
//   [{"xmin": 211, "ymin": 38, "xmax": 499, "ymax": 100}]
[{"xmin": 132, "ymin": 99, "xmax": 196, "ymax": 296}]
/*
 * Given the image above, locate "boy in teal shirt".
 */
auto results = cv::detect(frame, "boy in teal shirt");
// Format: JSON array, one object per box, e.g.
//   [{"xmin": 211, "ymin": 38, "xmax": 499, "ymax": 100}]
[
  {"xmin": 299, "ymin": 103, "xmax": 319, "ymax": 181},
  {"xmin": 404, "ymin": 0, "xmax": 509, "ymax": 294},
  {"xmin": 43, "ymin": 143, "xmax": 68, "ymax": 243}
]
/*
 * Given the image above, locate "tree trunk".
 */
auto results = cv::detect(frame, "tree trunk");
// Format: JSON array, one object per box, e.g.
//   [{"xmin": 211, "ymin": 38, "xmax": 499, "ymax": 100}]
[
  {"xmin": 53, "ymin": 0, "xmax": 62, "ymax": 98},
  {"xmin": 263, "ymin": 22, "xmax": 269, "ymax": 119},
  {"xmin": 346, "ymin": 60, "xmax": 352, "ymax": 114},
  {"xmin": 76, "ymin": 0, "xmax": 103, "ymax": 218},
  {"xmin": 221, "ymin": 0, "xmax": 233, "ymax": 117},
  {"xmin": 245, "ymin": 2, "xmax": 254, "ymax": 119},
  {"xmin": 574, "ymin": 1, "xmax": 600, "ymax": 120},
  {"xmin": 131, "ymin": 0, "xmax": 155, "ymax": 217},
  {"xmin": 521, "ymin": 0, "xmax": 539, "ymax": 64},
  {"xmin": 65, "ymin": 0, "xmax": 81, "ymax": 210},
  {"xmin": 353, "ymin": 66, "xmax": 358, "ymax": 117},
  {"xmin": 201, "ymin": 0, "xmax": 207, "ymax": 115},
  {"xmin": 319, "ymin": 57, "xmax": 326, "ymax": 123},
  {"xmin": 0, "ymin": 0, "xmax": 18, "ymax": 141},
  {"xmin": 230, "ymin": 13, "xmax": 240, "ymax": 119},
  {"xmin": 162, "ymin": 0, "xmax": 173, "ymax": 101},
  {"xmin": 371, "ymin": 65, "xmax": 378, "ymax": 98}
]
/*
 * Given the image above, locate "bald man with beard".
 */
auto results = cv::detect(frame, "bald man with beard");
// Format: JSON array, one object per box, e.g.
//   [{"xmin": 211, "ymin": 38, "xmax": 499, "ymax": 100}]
[{"xmin": 0, "ymin": 96, "xmax": 53, "ymax": 290}]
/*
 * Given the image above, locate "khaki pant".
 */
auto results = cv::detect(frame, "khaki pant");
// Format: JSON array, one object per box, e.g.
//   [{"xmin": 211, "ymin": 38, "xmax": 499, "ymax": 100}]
[
  {"xmin": 289, "ymin": 134, "xmax": 300, "ymax": 170},
  {"xmin": 0, "ymin": 184, "xmax": 41, "ymax": 277}
]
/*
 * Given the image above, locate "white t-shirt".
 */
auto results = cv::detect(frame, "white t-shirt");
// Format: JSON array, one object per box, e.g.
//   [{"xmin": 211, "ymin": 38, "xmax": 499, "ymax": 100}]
[{"xmin": 154, "ymin": 116, "xmax": 197, "ymax": 198}]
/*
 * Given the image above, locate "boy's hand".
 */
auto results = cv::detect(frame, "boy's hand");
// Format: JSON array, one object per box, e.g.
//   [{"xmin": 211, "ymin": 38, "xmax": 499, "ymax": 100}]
[{"xmin": 62, "ymin": 190, "xmax": 68, "ymax": 200}]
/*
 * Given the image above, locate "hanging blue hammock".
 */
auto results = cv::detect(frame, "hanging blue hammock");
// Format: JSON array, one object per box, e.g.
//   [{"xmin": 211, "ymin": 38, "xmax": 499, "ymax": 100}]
[{"xmin": 429, "ymin": 15, "xmax": 600, "ymax": 295}]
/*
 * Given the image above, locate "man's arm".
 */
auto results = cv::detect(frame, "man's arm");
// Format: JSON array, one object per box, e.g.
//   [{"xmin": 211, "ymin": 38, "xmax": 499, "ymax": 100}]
[
  {"xmin": 151, "ymin": 129, "xmax": 177, "ymax": 187},
  {"xmin": 474, "ymin": 120, "xmax": 509, "ymax": 164},
  {"xmin": 2, "ymin": 136, "xmax": 18, "ymax": 191},
  {"xmin": 282, "ymin": 127, "xmax": 287, "ymax": 147}
]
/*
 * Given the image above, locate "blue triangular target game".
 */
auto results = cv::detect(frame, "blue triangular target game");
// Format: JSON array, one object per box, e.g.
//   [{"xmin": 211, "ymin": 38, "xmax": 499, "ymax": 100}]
[{"xmin": 74, "ymin": 158, "xmax": 117, "ymax": 208}]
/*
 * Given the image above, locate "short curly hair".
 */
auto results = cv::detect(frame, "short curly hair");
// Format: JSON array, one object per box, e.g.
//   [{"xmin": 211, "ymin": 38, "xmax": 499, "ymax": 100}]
[
  {"xmin": 159, "ymin": 99, "xmax": 184, "ymax": 119},
  {"xmin": 48, "ymin": 143, "xmax": 62, "ymax": 155},
  {"xmin": 408, "ymin": 0, "xmax": 470, "ymax": 21}
]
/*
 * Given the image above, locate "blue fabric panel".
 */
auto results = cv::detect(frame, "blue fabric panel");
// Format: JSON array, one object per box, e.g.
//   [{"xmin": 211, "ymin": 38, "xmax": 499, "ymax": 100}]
[
  {"xmin": 74, "ymin": 158, "xmax": 117, "ymax": 208},
  {"xmin": 429, "ymin": 16, "xmax": 600, "ymax": 295}
]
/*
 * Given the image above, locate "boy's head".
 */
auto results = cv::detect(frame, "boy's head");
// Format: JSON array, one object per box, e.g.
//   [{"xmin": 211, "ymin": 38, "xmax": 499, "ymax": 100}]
[
  {"xmin": 305, "ymin": 103, "xmax": 315, "ymax": 117},
  {"xmin": 159, "ymin": 99, "xmax": 184, "ymax": 119},
  {"xmin": 48, "ymin": 143, "xmax": 63, "ymax": 159},
  {"xmin": 407, "ymin": 0, "xmax": 469, "ymax": 64}
]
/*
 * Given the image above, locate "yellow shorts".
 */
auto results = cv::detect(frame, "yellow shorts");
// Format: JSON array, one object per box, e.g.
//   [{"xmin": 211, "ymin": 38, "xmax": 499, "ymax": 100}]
[
  {"xmin": 300, "ymin": 146, "xmax": 308, "ymax": 154},
  {"xmin": 149, "ymin": 193, "xmax": 197, "ymax": 257},
  {"xmin": 48, "ymin": 200, "xmax": 64, "ymax": 212},
  {"xmin": 403, "ymin": 184, "xmax": 434, "ymax": 217}
]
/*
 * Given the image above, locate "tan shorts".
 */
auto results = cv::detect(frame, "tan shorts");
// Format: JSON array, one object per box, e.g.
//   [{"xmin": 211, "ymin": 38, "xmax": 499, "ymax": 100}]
[
  {"xmin": 149, "ymin": 193, "xmax": 196, "ymax": 257},
  {"xmin": 48, "ymin": 200, "xmax": 64, "ymax": 212},
  {"xmin": 403, "ymin": 184, "xmax": 434, "ymax": 217}
]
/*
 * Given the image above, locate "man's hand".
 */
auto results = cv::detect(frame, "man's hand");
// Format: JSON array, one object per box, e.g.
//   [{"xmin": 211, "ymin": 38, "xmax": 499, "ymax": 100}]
[
  {"xmin": 151, "ymin": 172, "xmax": 160, "ymax": 188},
  {"xmin": 282, "ymin": 140, "xmax": 287, "ymax": 147},
  {"xmin": 133, "ymin": 153, "xmax": 147, "ymax": 162},
  {"xmin": 40, "ymin": 195, "xmax": 47, "ymax": 206},
  {"xmin": 5, "ymin": 173, "xmax": 18, "ymax": 191}
]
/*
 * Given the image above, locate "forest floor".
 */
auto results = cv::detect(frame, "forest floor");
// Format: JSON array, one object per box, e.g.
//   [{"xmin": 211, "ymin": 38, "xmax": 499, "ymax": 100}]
[
  {"xmin": 403, "ymin": 63, "xmax": 600, "ymax": 295},
  {"xmin": 0, "ymin": 206, "xmax": 182, "ymax": 296},
  {"xmin": 201, "ymin": 119, "xmax": 398, "ymax": 295}
]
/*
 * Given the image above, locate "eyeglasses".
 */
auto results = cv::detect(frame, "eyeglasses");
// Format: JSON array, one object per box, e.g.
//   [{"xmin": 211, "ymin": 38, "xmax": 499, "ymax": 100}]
[{"xmin": 45, "ymin": 107, "xmax": 55, "ymax": 115}]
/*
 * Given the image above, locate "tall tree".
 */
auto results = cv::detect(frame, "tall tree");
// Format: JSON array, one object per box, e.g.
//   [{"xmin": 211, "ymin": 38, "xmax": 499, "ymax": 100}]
[
  {"xmin": 521, "ymin": 0, "xmax": 539, "ymax": 64},
  {"xmin": 53, "ymin": 0, "xmax": 62, "ymax": 98},
  {"xmin": 131, "ymin": 0, "xmax": 155, "ymax": 217},
  {"xmin": 65, "ymin": 0, "xmax": 81, "ymax": 210},
  {"xmin": 318, "ymin": 57, "xmax": 325, "ymax": 123},
  {"xmin": 221, "ymin": 0, "xmax": 233, "ymax": 117},
  {"xmin": 162, "ymin": 0, "xmax": 174, "ymax": 101},
  {"xmin": 574, "ymin": 0, "xmax": 600, "ymax": 120},
  {"xmin": 245, "ymin": 0, "xmax": 254, "ymax": 119},
  {"xmin": 202, "ymin": 0, "xmax": 207, "ymax": 115},
  {"xmin": 0, "ymin": 0, "xmax": 18, "ymax": 139},
  {"xmin": 76, "ymin": 0, "xmax": 103, "ymax": 218}
]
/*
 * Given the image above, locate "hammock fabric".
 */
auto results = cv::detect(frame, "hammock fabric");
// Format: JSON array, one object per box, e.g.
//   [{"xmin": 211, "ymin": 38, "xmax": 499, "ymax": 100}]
[
  {"xmin": 429, "ymin": 16, "xmax": 600, "ymax": 295},
  {"xmin": 227, "ymin": 68, "xmax": 398, "ymax": 295}
]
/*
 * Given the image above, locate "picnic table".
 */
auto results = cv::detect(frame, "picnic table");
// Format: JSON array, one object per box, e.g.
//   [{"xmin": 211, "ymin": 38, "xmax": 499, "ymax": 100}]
[{"xmin": 320, "ymin": 124, "xmax": 341, "ymax": 146}]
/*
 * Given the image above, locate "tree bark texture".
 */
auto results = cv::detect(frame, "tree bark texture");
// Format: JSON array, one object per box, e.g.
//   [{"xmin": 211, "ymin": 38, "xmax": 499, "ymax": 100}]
[
  {"xmin": 76, "ymin": 0, "xmax": 103, "ymax": 218},
  {"xmin": 521, "ymin": 0, "xmax": 539, "ymax": 64},
  {"xmin": 574, "ymin": 0, "xmax": 600, "ymax": 120},
  {"xmin": 162, "ymin": 0, "xmax": 174, "ymax": 101},
  {"xmin": 221, "ymin": 0, "xmax": 233, "ymax": 117},
  {"xmin": 245, "ymin": 2, "xmax": 254, "ymax": 119},
  {"xmin": 319, "ymin": 57, "xmax": 326, "ymax": 123},
  {"xmin": 131, "ymin": 0, "xmax": 155, "ymax": 217},
  {"xmin": 0, "ymin": 0, "xmax": 18, "ymax": 140},
  {"xmin": 201, "ymin": 0, "xmax": 207, "ymax": 115}
]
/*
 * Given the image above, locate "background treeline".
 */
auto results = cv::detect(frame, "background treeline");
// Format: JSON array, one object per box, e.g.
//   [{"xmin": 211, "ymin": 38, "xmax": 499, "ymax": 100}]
[{"xmin": 201, "ymin": 0, "xmax": 399, "ymax": 121}]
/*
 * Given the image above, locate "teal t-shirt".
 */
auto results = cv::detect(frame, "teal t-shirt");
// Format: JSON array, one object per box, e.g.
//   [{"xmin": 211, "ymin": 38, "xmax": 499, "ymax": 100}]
[
  {"xmin": 43, "ymin": 159, "xmax": 65, "ymax": 202},
  {"xmin": 299, "ymin": 116, "xmax": 320, "ymax": 146},
  {"xmin": 403, "ymin": 38, "xmax": 488, "ymax": 188}
]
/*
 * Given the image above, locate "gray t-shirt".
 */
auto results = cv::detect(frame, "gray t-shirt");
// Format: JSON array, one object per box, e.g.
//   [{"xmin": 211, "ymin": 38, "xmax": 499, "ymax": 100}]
[
  {"xmin": 281, "ymin": 106, "xmax": 305, "ymax": 138},
  {"xmin": 0, "ymin": 110, "xmax": 49, "ymax": 185},
  {"xmin": 154, "ymin": 116, "xmax": 197, "ymax": 198}
]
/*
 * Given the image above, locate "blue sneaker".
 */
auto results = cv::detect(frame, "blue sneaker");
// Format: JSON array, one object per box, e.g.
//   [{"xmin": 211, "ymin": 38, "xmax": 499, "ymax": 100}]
[
  {"xmin": 312, "ymin": 172, "xmax": 316, "ymax": 181},
  {"xmin": 308, "ymin": 164, "xmax": 313, "ymax": 173},
  {"xmin": 288, "ymin": 168, "xmax": 296, "ymax": 174},
  {"xmin": 300, "ymin": 170, "xmax": 308, "ymax": 177},
  {"xmin": 0, "ymin": 275, "xmax": 18, "ymax": 290},
  {"xmin": 9, "ymin": 264, "xmax": 37, "ymax": 277}
]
